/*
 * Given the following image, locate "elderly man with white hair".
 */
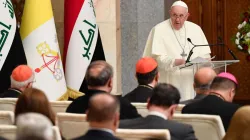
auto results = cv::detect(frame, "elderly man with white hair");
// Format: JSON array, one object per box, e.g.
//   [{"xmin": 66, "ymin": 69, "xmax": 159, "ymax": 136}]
[
  {"xmin": 16, "ymin": 112, "xmax": 54, "ymax": 140},
  {"xmin": 143, "ymin": 0, "xmax": 211, "ymax": 101},
  {"xmin": 0, "ymin": 65, "xmax": 35, "ymax": 98}
]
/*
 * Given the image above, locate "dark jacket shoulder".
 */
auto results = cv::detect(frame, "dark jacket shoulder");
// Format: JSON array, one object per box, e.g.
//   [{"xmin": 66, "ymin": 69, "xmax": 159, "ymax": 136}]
[
  {"xmin": 66, "ymin": 95, "xmax": 89, "ymax": 114},
  {"xmin": 118, "ymin": 96, "xmax": 142, "ymax": 120},
  {"xmin": 182, "ymin": 95, "xmax": 240, "ymax": 131},
  {"xmin": 120, "ymin": 115, "xmax": 196, "ymax": 140},
  {"xmin": 180, "ymin": 94, "xmax": 207, "ymax": 105},
  {"xmin": 74, "ymin": 130, "xmax": 120, "ymax": 140},
  {"xmin": 0, "ymin": 89, "xmax": 21, "ymax": 98},
  {"xmin": 66, "ymin": 90, "xmax": 141, "ymax": 120},
  {"xmin": 123, "ymin": 85, "xmax": 153, "ymax": 103}
]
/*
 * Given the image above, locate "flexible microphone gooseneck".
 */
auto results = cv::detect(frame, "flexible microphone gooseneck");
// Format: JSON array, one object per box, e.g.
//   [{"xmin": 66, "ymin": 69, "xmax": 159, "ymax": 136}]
[
  {"xmin": 186, "ymin": 38, "xmax": 197, "ymax": 63},
  {"xmin": 186, "ymin": 38, "xmax": 224, "ymax": 63},
  {"xmin": 217, "ymin": 37, "xmax": 238, "ymax": 60}
]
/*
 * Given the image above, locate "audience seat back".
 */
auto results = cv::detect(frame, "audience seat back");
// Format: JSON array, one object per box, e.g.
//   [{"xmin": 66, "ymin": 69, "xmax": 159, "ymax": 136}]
[
  {"xmin": 0, "ymin": 125, "xmax": 16, "ymax": 140},
  {"xmin": 50, "ymin": 101, "xmax": 72, "ymax": 113},
  {"xmin": 52, "ymin": 126, "xmax": 62, "ymax": 140},
  {"xmin": 175, "ymin": 104, "xmax": 185, "ymax": 113},
  {"xmin": 56, "ymin": 113, "xmax": 88, "ymax": 139},
  {"xmin": 132, "ymin": 103, "xmax": 184, "ymax": 116},
  {"xmin": 0, "ymin": 125, "xmax": 61, "ymax": 140},
  {"xmin": 0, "ymin": 111, "xmax": 14, "ymax": 125},
  {"xmin": 116, "ymin": 129, "xmax": 170, "ymax": 140},
  {"xmin": 173, "ymin": 114, "xmax": 225, "ymax": 140},
  {"xmin": 131, "ymin": 103, "xmax": 148, "ymax": 117},
  {"xmin": 0, "ymin": 98, "xmax": 17, "ymax": 112}
]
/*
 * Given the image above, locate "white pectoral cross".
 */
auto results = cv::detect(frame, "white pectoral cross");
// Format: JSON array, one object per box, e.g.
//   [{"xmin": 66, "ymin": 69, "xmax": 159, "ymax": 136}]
[{"xmin": 181, "ymin": 50, "xmax": 187, "ymax": 58}]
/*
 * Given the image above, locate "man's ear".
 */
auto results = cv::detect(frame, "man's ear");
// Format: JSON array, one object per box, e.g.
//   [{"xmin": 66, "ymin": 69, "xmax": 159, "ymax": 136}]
[
  {"xmin": 85, "ymin": 110, "xmax": 89, "ymax": 121},
  {"xmin": 168, "ymin": 105, "xmax": 177, "ymax": 119},
  {"xmin": 25, "ymin": 82, "xmax": 32, "ymax": 89},
  {"xmin": 186, "ymin": 12, "xmax": 190, "ymax": 20},
  {"xmin": 114, "ymin": 113, "xmax": 120, "ymax": 130},
  {"xmin": 146, "ymin": 98, "xmax": 151, "ymax": 109},
  {"xmin": 229, "ymin": 88, "xmax": 236, "ymax": 98},
  {"xmin": 155, "ymin": 72, "xmax": 159, "ymax": 82},
  {"xmin": 108, "ymin": 78, "xmax": 113, "ymax": 88},
  {"xmin": 135, "ymin": 74, "xmax": 138, "ymax": 80}
]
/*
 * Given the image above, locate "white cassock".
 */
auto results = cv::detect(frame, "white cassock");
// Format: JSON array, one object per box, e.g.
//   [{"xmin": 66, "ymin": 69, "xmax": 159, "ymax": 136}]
[{"xmin": 143, "ymin": 19, "xmax": 211, "ymax": 101}]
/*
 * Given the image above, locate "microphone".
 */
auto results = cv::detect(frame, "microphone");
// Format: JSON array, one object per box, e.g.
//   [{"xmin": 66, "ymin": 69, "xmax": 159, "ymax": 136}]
[
  {"xmin": 228, "ymin": 48, "xmax": 238, "ymax": 60},
  {"xmin": 187, "ymin": 38, "xmax": 194, "ymax": 45},
  {"xmin": 186, "ymin": 38, "xmax": 224, "ymax": 63},
  {"xmin": 217, "ymin": 37, "xmax": 238, "ymax": 60}
]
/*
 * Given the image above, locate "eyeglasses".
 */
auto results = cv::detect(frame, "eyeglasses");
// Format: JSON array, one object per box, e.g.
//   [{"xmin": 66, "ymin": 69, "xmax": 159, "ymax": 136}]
[{"xmin": 170, "ymin": 13, "xmax": 188, "ymax": 20}]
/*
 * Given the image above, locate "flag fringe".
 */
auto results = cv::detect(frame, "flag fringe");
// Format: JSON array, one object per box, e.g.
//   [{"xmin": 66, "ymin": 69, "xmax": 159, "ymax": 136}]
[{"xmin": 57, "ymin": 87, "xmax": 84, "ymax": 101}]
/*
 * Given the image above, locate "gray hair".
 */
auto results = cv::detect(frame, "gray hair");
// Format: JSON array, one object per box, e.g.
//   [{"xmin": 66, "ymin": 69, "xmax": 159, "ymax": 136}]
[
  {"xmin": 10, "ymin": 71, "xmax": 35, "ymax": 89},
  {"xmin": 16, "ymin": 113, "xmax": 53, "ymax": 140},
  {"xmin": 86, "ymin": 60, "xmax": 113, "ymax": 87}
]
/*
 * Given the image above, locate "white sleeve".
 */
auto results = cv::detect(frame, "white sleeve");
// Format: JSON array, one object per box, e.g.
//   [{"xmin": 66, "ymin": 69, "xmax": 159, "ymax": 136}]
[
  {"xmin": 201, "ymin": 53, "xmax": 211, "ymax": 59},
  {"xmin": 153, "ymin": 55, "xmax": 179, "ymax": 72}
]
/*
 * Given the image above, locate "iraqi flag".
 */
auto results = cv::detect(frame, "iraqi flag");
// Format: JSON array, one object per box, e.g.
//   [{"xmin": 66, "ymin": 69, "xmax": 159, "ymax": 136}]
[
  {"xmin": 0, "ymin": 0, "xmax": 27, "ymax": 93},
  {"xmin": 64, "ymin": 0, "xmax": 105, "ymax": 95},
  {"xmin": 20, "ymin": 0, "xmax": 67, "ymax": 100}
]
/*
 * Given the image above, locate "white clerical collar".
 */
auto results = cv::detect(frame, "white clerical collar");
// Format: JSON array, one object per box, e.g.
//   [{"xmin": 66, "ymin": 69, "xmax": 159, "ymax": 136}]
[
  {"xmin": 9, "ymin": 88, "xmax": 22, "ymax": 94},
  {"xmin": 148, "ymin": 111, "xmax": 168, "ymax": 120},
  {"xmin": 89, "ymin": 127, "xmax": 114, "ymax": 135}
]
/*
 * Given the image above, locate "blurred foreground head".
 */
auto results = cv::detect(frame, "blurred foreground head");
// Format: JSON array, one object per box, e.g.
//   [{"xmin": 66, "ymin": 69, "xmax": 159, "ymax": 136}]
[{"xmin": 16, "ymin": 113, "xmax": 53, "ymax": 140}]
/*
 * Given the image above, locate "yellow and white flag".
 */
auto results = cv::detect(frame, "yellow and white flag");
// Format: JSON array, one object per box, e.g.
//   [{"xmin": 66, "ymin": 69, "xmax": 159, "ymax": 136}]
[{"xmin": 20, "ymin": 0, "xmax": 67, "ymax": 100}]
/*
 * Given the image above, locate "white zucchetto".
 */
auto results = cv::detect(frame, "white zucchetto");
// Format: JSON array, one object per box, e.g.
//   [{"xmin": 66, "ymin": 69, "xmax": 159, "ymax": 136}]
[{"xmin": 171, "ymin": 1, "xmax": 188, "ymax": 9}]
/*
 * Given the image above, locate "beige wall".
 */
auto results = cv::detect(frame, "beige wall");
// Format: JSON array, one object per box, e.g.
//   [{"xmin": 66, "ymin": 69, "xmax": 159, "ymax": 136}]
[
  {"xmin": 52, "ymin": 0, "xmax": 121, "ymax": 95},
  {"xmin": 94, "ymin": 0, "xmax": 121, "ymax": 95}
]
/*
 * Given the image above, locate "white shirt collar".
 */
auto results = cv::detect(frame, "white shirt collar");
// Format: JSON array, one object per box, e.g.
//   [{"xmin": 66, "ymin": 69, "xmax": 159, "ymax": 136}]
[
  {"xmin": 89, "ymin": 127, "xmax": 114, "ymax": 135},
  {"xmin": 9, "ymin": 88, "xmax": 22, "ymax": 94},
  {"xmin": 148, "ymin": 111, "xmax": 168, "ymax": 120}
]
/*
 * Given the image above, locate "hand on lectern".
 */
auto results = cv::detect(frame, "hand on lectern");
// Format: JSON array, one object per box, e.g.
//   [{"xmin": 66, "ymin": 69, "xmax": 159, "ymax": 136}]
[{"xmin": 174, "ymin": 59, "xmax": 185, "ymax": 66}]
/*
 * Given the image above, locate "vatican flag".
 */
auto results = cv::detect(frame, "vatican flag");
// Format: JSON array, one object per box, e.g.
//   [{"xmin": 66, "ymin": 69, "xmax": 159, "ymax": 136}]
[{"xmin": 20, "ymin": 0, "xmax": 67, "ymax": 100}]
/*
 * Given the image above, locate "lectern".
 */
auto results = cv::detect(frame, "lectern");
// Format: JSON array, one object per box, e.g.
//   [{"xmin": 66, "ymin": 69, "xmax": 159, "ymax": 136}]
[
  {"xmin": 178, "ymin": 58, "xmax": 240, "ymax": 98},
  {"xmin": 180, "ymin": 59, "xmax": 239, "ymax": 72}
]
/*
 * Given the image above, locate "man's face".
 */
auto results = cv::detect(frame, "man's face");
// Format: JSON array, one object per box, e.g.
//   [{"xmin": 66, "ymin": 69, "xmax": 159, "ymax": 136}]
[{"xmin": 169, "ymin": 6, "xmax": 189, "ymax": 30}]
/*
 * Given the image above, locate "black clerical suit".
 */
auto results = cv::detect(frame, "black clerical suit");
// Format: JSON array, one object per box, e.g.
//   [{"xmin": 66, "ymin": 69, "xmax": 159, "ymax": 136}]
[
  {"xmin": 182, "ymin": 94, "xmax": 240, "ymax": 131},
  {"xmin": 123, "ymin": 85, "xmax": 153, "ymax": 103},
  {"xmin": 0, "ymin": 88, "xmax": 21, "ymax": 98},
  {"xmin": 180, "ymin": 94, "xmax": 207, "ymax": 105},
  {"xmin": 73, "ymin": 129, "xmax": 120, "ymax": 140}
]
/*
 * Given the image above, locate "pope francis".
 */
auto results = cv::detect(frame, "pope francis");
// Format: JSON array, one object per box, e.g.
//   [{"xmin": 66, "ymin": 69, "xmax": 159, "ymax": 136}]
[{"xmin": 143, "ymin": 1, "xmax": 211, "ymax": 101}]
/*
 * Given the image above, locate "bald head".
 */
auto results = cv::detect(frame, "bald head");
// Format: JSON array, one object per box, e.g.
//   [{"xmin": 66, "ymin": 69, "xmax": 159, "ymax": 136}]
[
  {"xmin": 86, "ymin": 61, "xmax": 113, "ymax": 87},
  {"xmin": 87, "ymin": 93, "xmax": 120, "ymax": 123},
  {"xmin": 194, "ymin": 67, "xmax": 217, "ymax": 93}
]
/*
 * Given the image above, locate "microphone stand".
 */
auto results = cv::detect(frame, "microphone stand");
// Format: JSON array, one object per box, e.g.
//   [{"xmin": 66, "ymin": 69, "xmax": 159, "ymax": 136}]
[
  {"xmin": 227, "ymin": 48, "xmax": 238, "ymax": 60},
  {"xmin": 186, "ymin": 38, "xmax": 224, "ymax": 63}
]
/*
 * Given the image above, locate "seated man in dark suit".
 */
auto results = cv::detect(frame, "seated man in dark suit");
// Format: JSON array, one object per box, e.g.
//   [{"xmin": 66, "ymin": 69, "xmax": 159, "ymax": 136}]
[
  {"xmin": 182, "ymin": 72, "xmax": 241, "ymax": 131},
  {"xmin": 120, "ymin": 83, "xmax": 197, "ymax": 140},
  {"xmin": 74, "ymin": 93, "xmax": 120, "ymax": 140},
  {"xmin": 180, "ymin": 67, "xmax": 216, "ymax": 104},
  {"xmin": 123, "ymin": 57, "xmax": 159, "ymax": 103},
  {"xmin": 66, "ymin": 60, "xmax": 141, "ymax": 120},
  {"xmin": 0, "ymin": 65, "xmax": 35, "ymax": 98}
]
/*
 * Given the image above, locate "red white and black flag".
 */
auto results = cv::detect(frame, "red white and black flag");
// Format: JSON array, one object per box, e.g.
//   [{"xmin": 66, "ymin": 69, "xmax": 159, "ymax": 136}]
[
  {"xmin": 64, "ymin": 0, "xmax": 105, "ymax": 94},
  {"xmin": 0, "ymin": 0, "xmax": 27, "ymax": 92}
]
